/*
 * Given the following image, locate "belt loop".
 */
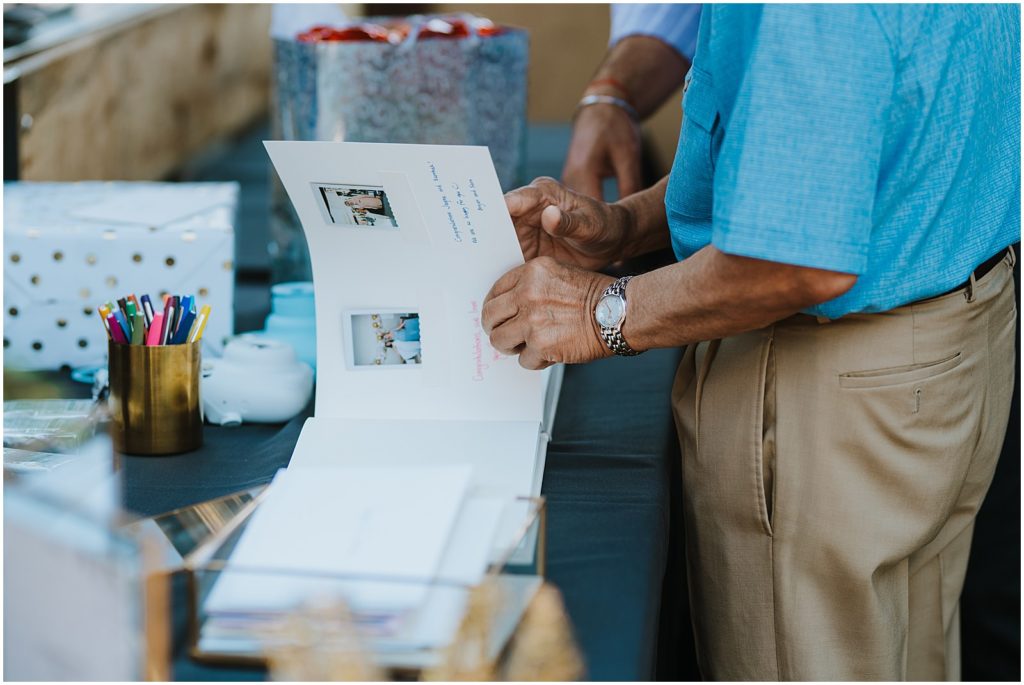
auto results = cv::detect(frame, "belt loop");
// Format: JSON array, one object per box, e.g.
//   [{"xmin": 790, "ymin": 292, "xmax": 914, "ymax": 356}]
[
  {"xmin": 965, "ymin": 272, "xmax": 977, "ymax": 303},
  {"xmin": 1009, "ymin": 245, "xmax": 1017, "ymax": 268}
]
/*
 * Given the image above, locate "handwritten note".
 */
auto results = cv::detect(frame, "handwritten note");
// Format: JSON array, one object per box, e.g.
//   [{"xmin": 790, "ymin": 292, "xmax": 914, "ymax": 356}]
[
  {"xmin": 467, "ymin": 299, "xmax": 507, "ymax": 382},
  {"xmin": 428, "ymin": 161, "xmax": 486, "ymax": 246}
]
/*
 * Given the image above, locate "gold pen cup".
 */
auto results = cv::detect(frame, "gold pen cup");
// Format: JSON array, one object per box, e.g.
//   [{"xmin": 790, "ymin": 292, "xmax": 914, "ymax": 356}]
[{"xmin": 108, "ymin": 340, "xmax": 203, "ymax": 455}]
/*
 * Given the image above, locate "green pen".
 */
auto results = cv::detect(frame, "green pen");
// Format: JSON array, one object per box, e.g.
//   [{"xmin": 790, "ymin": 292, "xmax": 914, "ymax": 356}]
[
  {"xmin": 131, "ymin": 312, "xmax": 145, "ymax": 345},
  {"xmin": 125, "ymin": 301, "xmax": 137, "ymax": 338}
]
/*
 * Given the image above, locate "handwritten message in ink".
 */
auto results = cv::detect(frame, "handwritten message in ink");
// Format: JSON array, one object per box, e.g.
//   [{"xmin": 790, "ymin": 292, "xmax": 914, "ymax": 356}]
[
  {"xmin": 428, "ymin": 161, "xmax": 486, "ymax": 246},
  {"xmin": 467, "ymin": 299, "xmax": 506, "ymax": 381}
]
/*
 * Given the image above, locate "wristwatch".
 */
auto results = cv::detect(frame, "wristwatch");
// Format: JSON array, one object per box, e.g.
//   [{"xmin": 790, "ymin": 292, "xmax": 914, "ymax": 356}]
[{"xmin": 594, "ymin": 275, "xmax": 642, "ymax": 356}]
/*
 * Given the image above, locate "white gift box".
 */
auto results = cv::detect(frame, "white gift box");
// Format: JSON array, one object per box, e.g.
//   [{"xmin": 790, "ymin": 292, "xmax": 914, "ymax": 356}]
[{"xmin": 3, "ymin": 182, "xmax": 238, "ymax": 371}]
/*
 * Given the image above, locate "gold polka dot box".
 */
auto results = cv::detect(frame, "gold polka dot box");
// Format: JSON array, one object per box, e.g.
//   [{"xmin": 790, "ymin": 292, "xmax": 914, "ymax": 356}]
[{"xmin": 3, "ymin": 182, "xmax": 237, "ymax": 370}]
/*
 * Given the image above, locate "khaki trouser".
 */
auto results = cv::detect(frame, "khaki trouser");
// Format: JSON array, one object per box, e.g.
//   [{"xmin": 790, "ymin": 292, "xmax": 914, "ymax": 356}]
[{"xmin": 672, "ymin": 250, "xmax": 1017, "ymax": 681}]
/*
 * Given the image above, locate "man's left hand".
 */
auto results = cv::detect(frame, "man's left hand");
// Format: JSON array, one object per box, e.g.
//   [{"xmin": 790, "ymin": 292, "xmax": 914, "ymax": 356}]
[{"xmin": 481, "ymin": 256, "xmax": 615, "ymax": 370}]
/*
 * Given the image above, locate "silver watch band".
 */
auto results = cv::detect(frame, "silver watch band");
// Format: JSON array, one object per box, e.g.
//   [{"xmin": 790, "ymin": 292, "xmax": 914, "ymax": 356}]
[{"xmin": 598, "ymin": 275, "xmax": 642, "ymax": 357}]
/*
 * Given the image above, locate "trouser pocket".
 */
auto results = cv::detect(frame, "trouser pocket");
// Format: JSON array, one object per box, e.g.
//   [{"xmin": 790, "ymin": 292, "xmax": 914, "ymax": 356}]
[{"xmin": 755, "ymin": 333, "xmax": 775, "ymax": 536}]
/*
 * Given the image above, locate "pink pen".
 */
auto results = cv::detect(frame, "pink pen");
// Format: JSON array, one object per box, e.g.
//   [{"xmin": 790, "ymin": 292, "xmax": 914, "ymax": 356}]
[
  {"xmin": 146, "ymin": 313, "xmax": 165, "ymax": 346},
  {"xmin": 107, "ymin": 314, "xmax": 129, "ymax": 344}
]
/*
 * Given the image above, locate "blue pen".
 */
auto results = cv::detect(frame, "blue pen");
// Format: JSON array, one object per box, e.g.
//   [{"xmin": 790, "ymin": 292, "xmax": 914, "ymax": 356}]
[
  {"xmin": 180, "ymin": 295, "xmax": 193, "ymax": 318},
  {"xmin": 171, "ymin": 309, "xmax": 196, "ymax": 345},
  {"xmin": 140, "ymin": 294, "xmax": 156, "ymax": 328},
  {"xmin": 112, "ymin": 310, "xmax": 132, "ymax": 341}
]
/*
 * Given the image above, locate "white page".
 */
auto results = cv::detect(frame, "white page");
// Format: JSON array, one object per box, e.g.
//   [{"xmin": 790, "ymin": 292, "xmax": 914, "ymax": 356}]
[
  {"xmin": 289, "ymin": 418, "xmax": 544, "ymax": 557},
  {"xmin": 204, "ymin": 464, "xmax": 471, "ymax": 614},
  {"xmin": 289, "ymin": 417, "xmax": 541, "ymax": 500},
  {"xmin": 435, "ymin": 496, "xmax": 505, "ymax": 585},
  {"xmin": 264, "ymin": 141, "xmax": 542, "ymax": 424}
]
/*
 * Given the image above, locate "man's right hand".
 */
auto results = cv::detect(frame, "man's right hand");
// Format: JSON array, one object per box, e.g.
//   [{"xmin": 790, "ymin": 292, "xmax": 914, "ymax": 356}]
[
  {"xmin": 561, "ymin": 103, "xmax": 643, "ymax": 201},
  {"xmin": 505, "ymin": 176, "xmax": 633, "ymax": 271}
]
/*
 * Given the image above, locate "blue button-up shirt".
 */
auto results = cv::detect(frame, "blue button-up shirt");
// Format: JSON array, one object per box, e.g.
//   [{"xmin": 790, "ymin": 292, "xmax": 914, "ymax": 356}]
[{"xmin": 666, "ymin": 4, "xmax": 1020, "ymax": 318}]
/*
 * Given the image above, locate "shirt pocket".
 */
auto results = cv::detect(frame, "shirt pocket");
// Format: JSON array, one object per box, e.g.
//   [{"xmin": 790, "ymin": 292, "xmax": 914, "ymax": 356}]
[{"xmin": 666, "ymin": 67, "xmax": 720, "ymax": 220}]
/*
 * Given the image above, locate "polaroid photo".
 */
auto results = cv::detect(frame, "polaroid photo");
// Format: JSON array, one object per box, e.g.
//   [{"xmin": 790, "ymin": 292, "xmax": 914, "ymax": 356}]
[
  {"xmin": 312, "ymin": 183, "xmax": 399, "ymax": 229},
  {"xmin": 345, "ymin": 310, "xmax": 422, "ymax": 369}
]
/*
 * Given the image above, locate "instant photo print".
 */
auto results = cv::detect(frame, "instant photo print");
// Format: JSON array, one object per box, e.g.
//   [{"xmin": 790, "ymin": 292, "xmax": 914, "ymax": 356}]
[
  {"xmin": 347, "ymin": 310, "xmax": 423, "ymax": 367},
  {"xmin": 312, "ymin": 183, "xmax": 399, "ymax": 228}
]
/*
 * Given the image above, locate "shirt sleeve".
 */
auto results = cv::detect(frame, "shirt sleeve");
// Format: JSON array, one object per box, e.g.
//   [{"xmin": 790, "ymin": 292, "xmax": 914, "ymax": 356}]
[
  {"xmin": 609, "ymin": 4, "xmax": 702, "ymax": 62},
  {"xmin": 711, "ymin": 6, "xmax": 895, "ymax": 275}
]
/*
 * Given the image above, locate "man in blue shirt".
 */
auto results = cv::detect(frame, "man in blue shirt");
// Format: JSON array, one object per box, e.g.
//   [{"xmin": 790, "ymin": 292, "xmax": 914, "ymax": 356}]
[{"xmin": 483, "ymin": 4, "xmax": 1019, "ymax": 680}]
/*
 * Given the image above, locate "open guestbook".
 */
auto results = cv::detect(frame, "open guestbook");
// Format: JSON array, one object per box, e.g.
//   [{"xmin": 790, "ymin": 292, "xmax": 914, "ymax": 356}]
[
  {"xmin": 268, "ymin": 141, "xmax": 561, "ymax": 555},
  {"xmin": 194, "ymin": 142, "xmax": 561, "ymax": 664}
]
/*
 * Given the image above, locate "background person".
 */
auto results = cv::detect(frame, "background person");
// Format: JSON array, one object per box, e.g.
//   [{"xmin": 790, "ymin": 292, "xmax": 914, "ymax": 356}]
[{"xmin": 562, "ymin": 4, "xmax": 700, "ymax": 200}]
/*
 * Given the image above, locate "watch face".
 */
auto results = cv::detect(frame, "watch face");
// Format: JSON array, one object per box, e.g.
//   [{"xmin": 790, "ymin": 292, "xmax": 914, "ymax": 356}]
[{"xmin": 595, "ymin": 294, "xmax": 626, "ymax": 328}]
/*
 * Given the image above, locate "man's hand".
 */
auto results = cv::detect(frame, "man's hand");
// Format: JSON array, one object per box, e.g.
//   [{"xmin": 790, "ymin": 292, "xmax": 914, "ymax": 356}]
[
  {"xmin": 560, "ymin": 35, "xmax": 692, "ymax": 200},
  {"xmin": 505, "ymin": 177, "xmax": 633, "ymax": 271},
  {"xmin": 481, "ymin": 256, "xmax": 615, "ymax": 370},
  {"xmin": 562, "ymin": 103, "xmax": 643, "ymax": 200}
]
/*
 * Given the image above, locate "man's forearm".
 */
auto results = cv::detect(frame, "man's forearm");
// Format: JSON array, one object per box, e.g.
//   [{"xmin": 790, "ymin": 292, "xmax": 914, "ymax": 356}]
[
  {"xmin": 621, "ymin": 245, "xmax": 858, "ymax": 349},
  {"xmin": 588, "ymin": 36, "xmax": 690, "ymax": 118},
  {"xmin": 613, "ymin": 175, "xmax": 672, "ymax": 259}
]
